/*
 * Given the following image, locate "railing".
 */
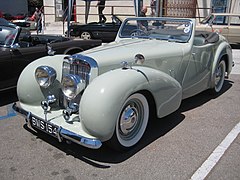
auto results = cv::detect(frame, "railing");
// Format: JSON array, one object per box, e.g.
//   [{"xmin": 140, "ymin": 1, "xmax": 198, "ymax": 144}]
[
  {"xmin": 43, "ymin": 5, "xmax": 212, "ymax": 22},
  {"xmin": 42, "ymin": 4, "xmax": 213, "ymax": 35}
]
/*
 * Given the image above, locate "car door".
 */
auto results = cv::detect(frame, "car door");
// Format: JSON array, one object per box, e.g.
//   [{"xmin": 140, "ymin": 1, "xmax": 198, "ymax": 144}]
[
  {"xmin": 91, "ymin": 23, "xmax": 120, "ymax": 42},
  {"xmin": 182, "ymin": 44, "xmax": 213, "ymax": 99},
  {"xmin": 0, "ymin": 47, "xmax": 14, "ymax": 90},
  {"xmin": 10, "ymin": 44, "xmax": 47, "ymax": 86},
  {"xmin": 99, "ymin": 23, "xmax": 120, "ymax": 41},
  {"xmin": 228, "ymin": 15, "xmax": 240, "ymax": 44}
]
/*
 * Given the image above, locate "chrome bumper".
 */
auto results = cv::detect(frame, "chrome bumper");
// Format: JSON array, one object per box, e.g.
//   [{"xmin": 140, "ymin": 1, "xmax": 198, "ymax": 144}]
[{"xmin": 12, "ymin": 103, "xmax": 102, "ymax": 149}]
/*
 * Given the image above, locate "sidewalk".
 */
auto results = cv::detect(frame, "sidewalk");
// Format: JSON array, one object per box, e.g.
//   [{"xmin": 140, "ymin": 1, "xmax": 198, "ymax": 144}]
[
  {"xmin": 31, "ymin": 21, "xmax": 68, "ymax": 35},
  {"xmin": 232, "ymin": 48, "xmax": 240, "ymax": 75}
]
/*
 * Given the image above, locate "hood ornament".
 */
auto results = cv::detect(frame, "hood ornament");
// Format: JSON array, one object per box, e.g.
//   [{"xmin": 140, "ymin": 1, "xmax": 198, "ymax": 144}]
[
  {"xmin": 47, "ymin": 43, "xmax": 56, "ymax": 56},
  {"xmin": 121, "ymin": 61, "xmax": 132, "ymax": 69}
]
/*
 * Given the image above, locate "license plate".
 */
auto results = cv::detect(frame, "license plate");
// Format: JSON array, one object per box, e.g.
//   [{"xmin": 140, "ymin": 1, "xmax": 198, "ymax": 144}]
[{"xmin": 31, "ymin": 115, "xmax": 59, "ymax": 138}]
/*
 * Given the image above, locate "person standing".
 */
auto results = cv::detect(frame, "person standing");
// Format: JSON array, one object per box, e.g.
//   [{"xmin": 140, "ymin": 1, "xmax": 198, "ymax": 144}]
[
  {"xmin": 33, "ymin": 7, "xmax": 42, "ymax": 34},
  {"xmin": 139, "ymin": 6, "xmax": 147, "ymax": 17},
  {"xmin": 139, "ymin": 6, "xmax": 148, "ymax": 30},
  {"xmin": 97, "ymin": 0, "xmax": 106, "ymax": 23},
  {"xmin": 150, "ymin": 0, "xmax": 156, "ymax": 16}
]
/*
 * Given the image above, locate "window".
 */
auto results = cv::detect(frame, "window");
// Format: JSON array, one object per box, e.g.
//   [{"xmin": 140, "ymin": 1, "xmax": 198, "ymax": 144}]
[
  {"xmin": 212, "ymin": 15, "xmax": 228, "ymax": 25},
  {"xmin": 229, "ymin": 16, "xmax": 240, "ymax": 26}
]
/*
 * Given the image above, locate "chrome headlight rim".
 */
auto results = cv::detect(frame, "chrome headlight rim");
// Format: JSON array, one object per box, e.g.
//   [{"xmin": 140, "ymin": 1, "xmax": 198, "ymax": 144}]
[
  {"xmin": 61, "ymin": 74, "xmax": 85, "ymax": 100},
  {"xmin": 35, "ymin": 66, "xmax": 57, "ymax": 88}
]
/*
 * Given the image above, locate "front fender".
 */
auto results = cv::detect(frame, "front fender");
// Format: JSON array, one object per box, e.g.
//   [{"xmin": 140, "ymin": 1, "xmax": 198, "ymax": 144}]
[
  {"xmin": 17, "ymin": 55, "xmax": 65, "ymax": 106},
  {"xmin": 80, "ymin": 67, "xmax": 182, "ymax": 141}
]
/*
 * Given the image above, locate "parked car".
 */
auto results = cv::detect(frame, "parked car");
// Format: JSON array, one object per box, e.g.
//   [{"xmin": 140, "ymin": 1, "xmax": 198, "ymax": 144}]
[
  {"xmin": 12, "ymin": 17, "xmax": 37, "ymax": 30},
  {"xmin": 0, "ymin": 17, "xmax": 30, "ymax": 37},
  {"xmin": 0, "ymin": 23, "xmax": 101, "ymax": 91},
  {"xmin": 68, "ymin": 15, "xmax": 122, "ymax": 42},
  {"xmin": 13, "ymin": 13, "xmax": 26, "ymax": 20},
  {"xmin": 196, "ymin": 13, "xmax": 240, "ymax": 44},
  {"xmin": 13, "ymin": 17, "xmax": 233, "ymax": 151}
]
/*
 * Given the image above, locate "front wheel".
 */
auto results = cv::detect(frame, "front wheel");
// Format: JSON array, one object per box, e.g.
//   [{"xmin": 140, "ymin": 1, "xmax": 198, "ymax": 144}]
[
  {"xmin": 108, "ymin": 93, "xmax": 149, "ymax": 151},
  {"xmin": 210, "ymin": 59, "xmax": 226, "ymax": 94}
]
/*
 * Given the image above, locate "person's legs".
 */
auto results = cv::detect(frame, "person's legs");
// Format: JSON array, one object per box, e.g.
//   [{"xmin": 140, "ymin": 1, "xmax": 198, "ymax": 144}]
[
  {"xmin": 36, "ymin": 21, "xmax": 39, "ymax": 34},
  {"xmin": 99, "ymin": 7, "xmax": 106, "ymax": 23},
  {"xmin": 98, "ymin": 7, "xmax": 103, "ymax": 22}
]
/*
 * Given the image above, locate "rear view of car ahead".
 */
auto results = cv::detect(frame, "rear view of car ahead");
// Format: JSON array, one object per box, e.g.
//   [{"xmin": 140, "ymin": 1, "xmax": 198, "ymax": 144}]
[{"xmin": 13, "ymin": 17, "xmax": 233, "ymax": 151}]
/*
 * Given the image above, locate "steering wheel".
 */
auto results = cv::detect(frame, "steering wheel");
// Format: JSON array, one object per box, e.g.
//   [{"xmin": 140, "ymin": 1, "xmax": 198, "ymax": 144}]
[{"xmin": 130, "ymin": 29, "xmax": 148, "ymax": 37}]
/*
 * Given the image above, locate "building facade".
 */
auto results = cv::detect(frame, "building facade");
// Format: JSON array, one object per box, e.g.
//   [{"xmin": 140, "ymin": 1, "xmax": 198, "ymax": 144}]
[{"xmin": 42, "ymin": 0, "xmax": 240, "ymax": 24}]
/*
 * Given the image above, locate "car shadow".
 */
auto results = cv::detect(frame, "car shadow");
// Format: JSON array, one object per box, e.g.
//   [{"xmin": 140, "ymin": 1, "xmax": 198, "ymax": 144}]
[{"xmin": 20, "ymin": 79, "xmax": 233, "ymax": 167}]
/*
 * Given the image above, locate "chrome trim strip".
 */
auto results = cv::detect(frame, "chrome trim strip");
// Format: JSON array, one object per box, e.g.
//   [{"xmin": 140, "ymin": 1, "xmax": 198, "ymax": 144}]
[
  {"xmin": 12, "ymin": 103, "xmax": 102, "ymax": 149},
  {"xmin": 0, "ymin": 85, "xmax": 16, "ymax": 92},
  {"xmin": 70, "ymin": 54, "xmax": 98, "ymax": 69}
]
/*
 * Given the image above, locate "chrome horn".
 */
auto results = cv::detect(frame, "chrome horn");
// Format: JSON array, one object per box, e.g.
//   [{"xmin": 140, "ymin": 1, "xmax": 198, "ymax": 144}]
[
  {"xmin": 41, "ymin": 95, "xmax": 57, "ymax": 111},
  {"xmin": 63, "ymin": 103, "xmax": 79, "ymax": 121}
]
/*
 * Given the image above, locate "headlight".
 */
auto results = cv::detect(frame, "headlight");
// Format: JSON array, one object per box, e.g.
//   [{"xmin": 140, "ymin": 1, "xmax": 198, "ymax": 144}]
[
  {"xmin": 35, "ymin": 66, "xmax": 57, "ymax": 88},
  {"xmin": 61, "ymin": 74, "xmax": 85, "ymax": 100}
]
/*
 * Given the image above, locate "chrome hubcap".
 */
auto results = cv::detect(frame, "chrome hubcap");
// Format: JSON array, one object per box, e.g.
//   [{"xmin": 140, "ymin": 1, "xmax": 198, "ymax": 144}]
[
  {"xmin": 81, "ymin": 32, "xmax": 91, "ymax": 40},
  {"xmin": 215, "ymin": 66, "xmax": 223, "ymax": 86},
  {"xmin": 119, "ymin": 99, "xmax": 143, "ymax": 139},
  {"xmin": 215, "ymin": 61, "xmax": 225, "ymax": 92},
  {"xmin": 120, "ymin": 105, "xmax": 138, "ymax": 135}
]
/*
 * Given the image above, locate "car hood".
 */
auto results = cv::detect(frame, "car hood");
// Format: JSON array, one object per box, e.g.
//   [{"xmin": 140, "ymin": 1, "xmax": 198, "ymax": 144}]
[{"xmin": 82, "ymin": 39, "xmax": 186, "ymax": 69}]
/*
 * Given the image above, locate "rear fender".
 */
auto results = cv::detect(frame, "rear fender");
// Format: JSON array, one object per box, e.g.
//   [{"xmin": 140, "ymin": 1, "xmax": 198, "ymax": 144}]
[
  {"xmin": 80, "ymin": 67, "xmax": 182, "ymax": 141},
  {"xmin": 210, "ymin": 41, "xmax": 232, "ymax": 88}
]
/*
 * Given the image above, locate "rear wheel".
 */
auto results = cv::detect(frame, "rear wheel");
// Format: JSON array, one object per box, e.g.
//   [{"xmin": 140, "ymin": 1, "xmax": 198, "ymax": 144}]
[
  {"xmin": 80, "ymin": 31, "xmax": 92, "ymax": 40},
  {"xmin": 210, "ymin": 59, "xmax": 226, "ymax": 94},
  {"xmin": 109, "ymin": 93, "xmax": 149, "ymax": 151}
]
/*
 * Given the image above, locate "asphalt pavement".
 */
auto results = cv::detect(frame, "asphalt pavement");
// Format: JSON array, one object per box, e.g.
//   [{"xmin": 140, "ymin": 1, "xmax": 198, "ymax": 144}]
[{"xmin": 0, "ymin": 48, "xmax": 239, "ymax": 180}]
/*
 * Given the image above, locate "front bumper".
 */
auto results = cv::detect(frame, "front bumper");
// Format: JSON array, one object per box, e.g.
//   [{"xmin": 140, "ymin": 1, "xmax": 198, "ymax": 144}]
[{"xmin": 12, "ymin": 103, "xmax": 102, "ymax": 149}]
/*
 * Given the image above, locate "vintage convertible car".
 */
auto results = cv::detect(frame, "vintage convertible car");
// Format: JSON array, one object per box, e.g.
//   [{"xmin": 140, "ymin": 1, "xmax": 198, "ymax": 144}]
[
  {"xmin": 0, "ymin": 23, "xmax": 101, "ymax": 91},
  {"xmin": 13, "ymin": 17, "xmax": 233, "ymax": 151},
  {"xmin": 68, "ymin": 15, "xmax": 122, "ymax": 42}
]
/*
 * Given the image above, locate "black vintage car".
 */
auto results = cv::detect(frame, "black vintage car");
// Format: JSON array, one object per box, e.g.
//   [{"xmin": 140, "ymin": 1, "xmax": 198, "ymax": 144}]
[
  {"xmin": 68, "ymin": 15, "xmax": 122, "ymax": 42},
  {"xmin": 0, "ymin": 23, "xmax": 101, "ymax": 91}
]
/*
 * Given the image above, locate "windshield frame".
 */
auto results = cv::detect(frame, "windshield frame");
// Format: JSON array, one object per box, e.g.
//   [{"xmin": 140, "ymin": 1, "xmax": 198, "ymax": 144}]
[
  {"xmin": 118, "ymin": 17, "xmax": 193, "ymax": 43},
  {"xmin": 0, "ymin": 25, "xmax": 19, "ymax": 47}
]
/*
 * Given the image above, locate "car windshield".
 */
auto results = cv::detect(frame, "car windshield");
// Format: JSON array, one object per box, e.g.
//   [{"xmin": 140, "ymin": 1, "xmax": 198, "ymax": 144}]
[
  {"xmin": 119, "ymin": 18, "xmax": 193, "ymax": 43},
  {"xmin": 0, "ymin": 25, "xmax": 18, "ymax": 46}
]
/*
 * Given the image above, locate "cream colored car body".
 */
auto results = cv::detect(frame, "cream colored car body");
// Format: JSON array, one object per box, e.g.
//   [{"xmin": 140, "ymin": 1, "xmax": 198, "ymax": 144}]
[
  {"xmin": 14, "ymin": 17, "xmax": 233, "ymax": 149},
  {"xmin": 196, "ymin": 13, "xmax": 240, "ymax": 44}
]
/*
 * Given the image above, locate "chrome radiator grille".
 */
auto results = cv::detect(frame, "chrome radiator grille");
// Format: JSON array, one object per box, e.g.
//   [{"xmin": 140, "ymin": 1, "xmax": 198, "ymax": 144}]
[
  {"xmin": 63, "ymin": 61, "xmax": 91, "ymax": 83},
  {"xmin": 62, "ymin": 53, "xmax": 99, "ymax": 85},
  {"xmin": 60, "ymin": 54, "xmax": 98, "ymax": 107}
]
